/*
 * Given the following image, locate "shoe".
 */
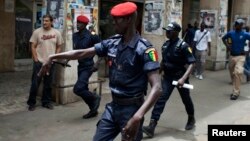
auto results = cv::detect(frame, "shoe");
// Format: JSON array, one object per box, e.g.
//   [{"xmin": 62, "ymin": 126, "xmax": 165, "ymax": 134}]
[
  {"xmin": 185, "ymin": 115, "xmax": 196, "ymax": 130},
  {"xmin": 142, "ymin": 119, "xmax": 157, "ymax": 138},
  {"xmin": 82, "ymin": 110, "xmax": 98, "ymax": 119},
  {"xmin": 42, "ymin": 103, "xmax": 54, "ymax": 110},
  {"xmin": 28, "ymin": 105, "xmax": 36, "ymax": 111},
  {"xmin": 198, "ymin": 75, "xmax": 203, "ymax": 80},
  {"xmin": 230, "ymin": 94, "xmax": 238, "ymax": 100},
  {"xmin": 91, "ymin": 94, "xmax": 101, "ymax": 112},
  {"xmin": 195, "ymin": 75, "xmax": 200, "ymax": 79}
]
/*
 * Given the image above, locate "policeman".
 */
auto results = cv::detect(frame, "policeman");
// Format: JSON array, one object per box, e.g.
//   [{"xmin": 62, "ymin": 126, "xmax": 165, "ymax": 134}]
[
  {"xmin": 143, "ymin": 22, "xmax": 196, "ymax": 138},
  {"xmin": 73, "ymin": 15, "xmax": 101, "ymax": 119},
  {"xmin": 39, "ymin": 2, "xmax": 161, "ymax": 141}
]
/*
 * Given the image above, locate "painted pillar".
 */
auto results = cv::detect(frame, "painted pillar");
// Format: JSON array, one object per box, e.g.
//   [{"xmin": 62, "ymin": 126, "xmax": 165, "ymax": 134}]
[
  {"xmin": 45, "ymin": 0, "xmax": 100, "ymax": 104},
  {"xmin": 230, "ymin": 0, "xmax": 250, "ymax": 28},
  {"xmin": 0, "ymin": 0, "xmax": 15, "ymax": 72},
  {"xmin": 141, "ymin": 0, "xmax": 183, "ymax": 60},
  {"xmin": 199, "ymin": 0, "xmax": 229, "ymax": 70}
]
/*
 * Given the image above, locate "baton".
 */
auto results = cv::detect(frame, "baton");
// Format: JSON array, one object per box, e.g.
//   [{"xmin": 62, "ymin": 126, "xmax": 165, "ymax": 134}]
[
  {"xmin": 172, "ymin": 81, "xmax": 194, "ymax": 90},
  {"xmin": 52, "ymin": 61, "xmax": 71, "ymax": 67}
]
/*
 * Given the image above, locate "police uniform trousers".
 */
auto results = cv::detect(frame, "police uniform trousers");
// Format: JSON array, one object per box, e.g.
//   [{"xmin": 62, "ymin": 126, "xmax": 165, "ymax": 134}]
[
  {"xmin": 93, "ymin": 100, "xmax": 144, "ymax": 141},
  {"xmin": 151, "ymin": 75, "xmax": 195, "ymax": 121},
  {"xmin": 73, "ymin": 65, "xmax": 96, "ymax": 110},
  {"xmin": 27, "ymin": 61, "xmax": 55, "ymax": 106}
]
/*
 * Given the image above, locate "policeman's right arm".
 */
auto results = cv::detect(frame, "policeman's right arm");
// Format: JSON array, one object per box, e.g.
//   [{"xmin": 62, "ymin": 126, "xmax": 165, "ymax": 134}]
[{"xmin": 38, "ymin": 47, "xmax": 96, "ymax": 76}]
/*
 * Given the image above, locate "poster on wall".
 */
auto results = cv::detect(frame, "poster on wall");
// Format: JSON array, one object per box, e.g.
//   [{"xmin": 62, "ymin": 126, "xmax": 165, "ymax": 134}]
[
  {"xmin": 67, "ymin": 0, "xmax": 83, "ymax": 4},
  {"xmin": 143, "ymin": 0, "xmax": 165, "ymax": 35},
  {"xmin": 200, "ymin": 10, "xmax": 217, "ymax": 31},
  {"xmin": 47, "ymin": 0, "xmax": 65, "ymax": 31},
  {"xmin": 166, "ymin": 0, "xmax": 182, "ymax": 27},
  {"xmin": 219, "ymin": 0, "xmax": 228, "ymax": 37},
  {"xmin": 4, "ymin": 0, "xmax": 14, "ymax": 13}
]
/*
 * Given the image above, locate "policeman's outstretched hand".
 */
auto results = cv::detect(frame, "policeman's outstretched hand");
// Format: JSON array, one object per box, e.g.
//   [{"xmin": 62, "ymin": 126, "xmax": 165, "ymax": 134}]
[
  {"xmin": 38, "ymin": 58, "xmax": 52, "ymax": 77},
  {"xmin": 122, "ymin": 117, "xmax": 140, "ymax": 141}
]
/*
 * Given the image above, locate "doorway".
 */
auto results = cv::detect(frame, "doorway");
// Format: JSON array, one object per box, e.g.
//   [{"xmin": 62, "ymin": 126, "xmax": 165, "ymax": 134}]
[
  {"xmin": 182, "ymin": 0, "xmax": 200, "ymax": 37},
  {"xmin": 15, "ymin": 0, "xmax": 33, "ymax": 59}
]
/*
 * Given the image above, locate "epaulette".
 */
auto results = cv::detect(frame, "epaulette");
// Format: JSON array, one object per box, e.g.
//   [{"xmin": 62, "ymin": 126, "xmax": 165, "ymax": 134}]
[
  {"xmin": 176, "ymin": 39, "xmax": 183, "ymax": 47},
  {"xmin": 139, "ymin": 38, "xmax": 152, "ymax": 47},
  {"xmin": 108, "ymin": 34, "xmax": 122, "ymax": 39}
]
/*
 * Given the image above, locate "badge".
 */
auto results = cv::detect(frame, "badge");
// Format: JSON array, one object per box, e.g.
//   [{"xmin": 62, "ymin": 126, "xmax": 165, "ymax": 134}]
[
  {"xmin": 146, "ymin": 48, "xmax": 158, "ymax": 61},
  {"xmin": 188, "ymin": 47, "xmax": 192, "ymax": 54}
]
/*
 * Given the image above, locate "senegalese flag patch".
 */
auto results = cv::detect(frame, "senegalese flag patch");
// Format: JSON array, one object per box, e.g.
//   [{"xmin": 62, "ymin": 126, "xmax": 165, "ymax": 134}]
[
  {"xmin": 188, "ymin": 47, "xmax": 192, "ymax": 54},
  {"xmin": 146, "ymin": 48, "xmax": 158, "ymax": 61}
]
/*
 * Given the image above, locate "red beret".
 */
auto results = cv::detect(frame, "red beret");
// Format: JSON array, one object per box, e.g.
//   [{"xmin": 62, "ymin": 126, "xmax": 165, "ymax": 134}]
[
  {"xmin": 110, "ymin": 2, "xmax": 137, "ymax": 17},
  {"xmin": 77, "ymin": 15, "xmax": 89, "ymax": 24}
]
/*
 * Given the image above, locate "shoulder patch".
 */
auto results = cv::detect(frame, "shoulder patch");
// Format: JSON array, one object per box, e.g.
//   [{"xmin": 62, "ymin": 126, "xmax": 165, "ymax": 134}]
[
  {"xmin": 109, "ymin": 34, "xmax": 122, "ymax": 39},
  {"xmin": 188, "ymin": 47, "xmax": 192, "ymax": 54},
  {"xmin": 146, "ymin": 47, "xmax": 158, "ymax": 62}
]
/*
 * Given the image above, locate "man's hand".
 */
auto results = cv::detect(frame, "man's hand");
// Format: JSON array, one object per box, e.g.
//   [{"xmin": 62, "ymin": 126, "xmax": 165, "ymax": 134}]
[
  {"xmin": 91, "ymin": 63, "xmax": 99, "ymax": 72},
  {"xmin": 177, "ymin": 78, "xmax": 185, "ymax": 88},
  {"xmin": 122, "ymin": 117, "xmax": 141, "ymax": 141},
  {"xmin": 38, "ymin": 58, "xmax": 52, "ymax": 76},
  {"xmin": 208, "ymin": 49, "xmax": 211, "ymax": 56}
]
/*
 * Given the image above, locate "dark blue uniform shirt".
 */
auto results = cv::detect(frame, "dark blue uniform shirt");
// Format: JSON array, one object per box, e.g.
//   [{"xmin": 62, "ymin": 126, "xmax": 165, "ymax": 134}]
[
  {"xmin": 162, "ymin": 38, "xmax": 195, "ymax": 76},
  {"xmin": 73, "ymin": 29, "xmax": 101, "ymax": 67},
  {"xmin": 94, "ymin": 33, "xmax": 160, "ymax": 97}
]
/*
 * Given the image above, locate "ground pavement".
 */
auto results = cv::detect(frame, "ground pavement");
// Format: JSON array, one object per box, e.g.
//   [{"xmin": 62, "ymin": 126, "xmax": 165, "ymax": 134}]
[{"xmin": 0, "ymin": 70, "xmax": 250, "ymax": 141}]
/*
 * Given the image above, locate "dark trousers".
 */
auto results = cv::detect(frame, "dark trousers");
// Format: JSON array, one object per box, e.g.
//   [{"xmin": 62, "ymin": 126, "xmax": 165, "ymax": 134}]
[
  {"xmin": 27, "ymin": 61, "xmax": 54, "ymax": 106},
  {"xmin": 151, "ymin": 76, "xmax": 194, "ymax": 121},
  {"xmin": 93, "ymin": 102, "xmax": 144, "ymax": 141},
  {"xmin": 73, "ymin": 66, "xmax": 96, "ymax": 110}
]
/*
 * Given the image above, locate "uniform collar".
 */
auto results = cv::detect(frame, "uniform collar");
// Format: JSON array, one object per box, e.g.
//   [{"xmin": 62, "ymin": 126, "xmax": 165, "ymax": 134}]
[
  {"xmin": 118, "ymin": 32, "xmax": 140, "ymax": 51},
  {"xmin": 169, "ymin": 37, "xmax": 179, "ymax": 44},
  {"xmin": 127, "ymin": 32, "xmax": 140, "ymax": 48},
  {"xmin": 78, "ymin": 28, "xmax": 89, "ymax": 37}
]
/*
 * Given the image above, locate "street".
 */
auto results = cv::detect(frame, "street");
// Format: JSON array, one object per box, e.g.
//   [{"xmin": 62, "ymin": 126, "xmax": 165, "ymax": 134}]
[{"xmin": 0, "ymin": 69, "xmax": 250, "ymax": 141}]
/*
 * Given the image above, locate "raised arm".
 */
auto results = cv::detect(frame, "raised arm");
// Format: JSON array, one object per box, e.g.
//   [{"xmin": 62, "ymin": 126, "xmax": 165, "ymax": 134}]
[{"xmin": 38, "ymin": 47, "xmax": 96, "ymax": 76}]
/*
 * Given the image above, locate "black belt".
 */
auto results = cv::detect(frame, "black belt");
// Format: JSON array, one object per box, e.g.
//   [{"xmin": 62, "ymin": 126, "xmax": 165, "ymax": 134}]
[
  {"xmin": 112, "ymin": 94, "xmax": 144, "ymax": 106},
  {"xmin": 231, "ymin": 53, "xmax": 245, "ymax": 56}
]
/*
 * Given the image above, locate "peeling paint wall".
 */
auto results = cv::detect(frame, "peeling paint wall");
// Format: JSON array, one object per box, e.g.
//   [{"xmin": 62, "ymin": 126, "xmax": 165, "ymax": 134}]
[
  {"xmin": 200, "ymin": 0, "xmax": 229, "ymax": 70},
  {"xmin": 142, "ymin": 0, "xmax": 183, "ymax": 60}
]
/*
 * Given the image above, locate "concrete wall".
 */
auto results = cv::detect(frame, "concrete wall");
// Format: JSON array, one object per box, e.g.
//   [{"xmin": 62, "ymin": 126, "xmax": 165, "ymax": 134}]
[
  {"xmin": 54, "ymin": 0, "xmax": 99, "ymax": 104},
  {"xmin": 141, "ymin": 0, "xmax": 183, "ymax": 60},
  {"xmin": 0, "ymin": 0, "xmax": 15, "ymax": 72},
  {"xmin": 200, "ymin": 0, "xmax": 228, "ymax": 70},
  {"xmin": 231, "ymin": 0, "xmax": 250, "ymax": 26}
]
